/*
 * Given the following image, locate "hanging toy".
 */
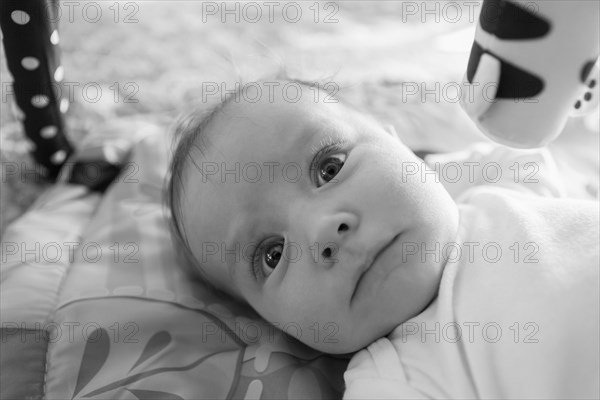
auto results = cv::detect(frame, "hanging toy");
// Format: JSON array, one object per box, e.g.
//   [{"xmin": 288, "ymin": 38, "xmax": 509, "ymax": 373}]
[{"xmin": 460, "ymin": 0, "xmax": 599, "ymax": 148}]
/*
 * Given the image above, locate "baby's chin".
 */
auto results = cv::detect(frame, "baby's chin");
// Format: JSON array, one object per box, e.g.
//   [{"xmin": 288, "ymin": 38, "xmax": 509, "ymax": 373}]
[
  {"xmin": 298, "ymin": 305, "xmax": 423, "ymax": 354},
  {"xmin": 294, "ymin": 319, "xmax": 396, "ymax": 355},
  {"xmin": 299, "ymin": 283, "xmax": 440, "ymax": 355}
]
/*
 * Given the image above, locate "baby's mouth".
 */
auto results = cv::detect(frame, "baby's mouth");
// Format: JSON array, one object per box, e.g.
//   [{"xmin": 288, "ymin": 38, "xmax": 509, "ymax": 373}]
[{"xmin": 350, "ymin": 232, "xmax": 402, "ymax": 303}]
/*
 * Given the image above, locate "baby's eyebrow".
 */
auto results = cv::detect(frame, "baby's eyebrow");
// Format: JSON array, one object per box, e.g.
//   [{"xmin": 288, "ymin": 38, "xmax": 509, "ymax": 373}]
[
  {"xmin": 310, "ymin": 133, "xmax": 349, "ymax": 156},
  {"xmin": 299, "ymin": 127, "xmax": 323, "ymax": 156}
]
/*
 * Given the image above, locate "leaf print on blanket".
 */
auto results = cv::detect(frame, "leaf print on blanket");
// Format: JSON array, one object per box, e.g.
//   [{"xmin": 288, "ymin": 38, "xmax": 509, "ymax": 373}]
[
  {"xmin": 72, "ymin": 328, "xmax": 110, "ymax": 399},
  {"xmin": 128, "ymin": 331, "xmax": 171, "ymax": 372},
  {"xmin": 70, "ymin": 318, "xmax": 246, "ymax": 399},
  {"xmin": 127, "ymin": 389, "xmax": 184, "ymax": 400}
]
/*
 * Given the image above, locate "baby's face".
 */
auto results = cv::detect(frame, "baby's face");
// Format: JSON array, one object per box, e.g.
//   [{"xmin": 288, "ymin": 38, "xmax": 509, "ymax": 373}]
[{"xmin": 181, "ymin": 83, "xmax": 459, "ymax": 353}]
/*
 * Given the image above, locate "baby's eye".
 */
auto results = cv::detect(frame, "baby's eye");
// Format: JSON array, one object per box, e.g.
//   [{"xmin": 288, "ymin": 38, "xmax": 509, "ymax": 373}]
[
  {"xmin": 316, "ymin": 154, "xmax": 346, "ymax": 187},
  {"xmin": 253, "ymin": 239, "xmax": 284, "ymax": 278},
  {"xmin": 264, "ymin": 243, "xmax": 283, "ymax": 270}
]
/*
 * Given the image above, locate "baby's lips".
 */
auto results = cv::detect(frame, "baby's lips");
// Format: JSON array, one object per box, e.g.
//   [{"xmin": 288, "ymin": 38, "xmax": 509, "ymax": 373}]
[{"xmin": 349, "ymin": 233, "xmax": 402, "ymax": 303}]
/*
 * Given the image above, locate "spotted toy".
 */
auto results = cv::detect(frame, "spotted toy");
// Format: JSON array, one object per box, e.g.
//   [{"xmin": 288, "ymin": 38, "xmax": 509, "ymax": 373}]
[{"xmin": 1, "ymin": 0, "xmax": 129, "ymax": 190}]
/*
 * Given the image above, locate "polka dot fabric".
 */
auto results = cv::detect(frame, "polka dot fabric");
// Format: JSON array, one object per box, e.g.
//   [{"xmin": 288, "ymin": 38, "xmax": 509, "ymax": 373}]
[{"xmin": 0, "ymin": 0, "xmax": 73, "ymax": 180}]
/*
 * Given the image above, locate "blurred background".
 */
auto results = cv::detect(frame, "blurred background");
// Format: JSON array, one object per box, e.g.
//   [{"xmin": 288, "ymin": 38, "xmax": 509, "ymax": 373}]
[{"xmin": 1, "ymin": 0, "xmax": 492, "ymax": 235}]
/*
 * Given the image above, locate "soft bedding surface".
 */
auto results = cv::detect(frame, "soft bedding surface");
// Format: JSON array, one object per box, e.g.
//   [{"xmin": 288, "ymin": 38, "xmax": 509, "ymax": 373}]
[{"xmin": 1, "ymin": 126, "xmax": 348, "ymax": 399}]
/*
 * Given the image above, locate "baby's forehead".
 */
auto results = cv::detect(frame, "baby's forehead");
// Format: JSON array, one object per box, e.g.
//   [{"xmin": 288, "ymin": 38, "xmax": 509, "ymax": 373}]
[
  {"xmin": 220, "ymin": 84, "xmax": 332, "ymax": 121},
  {"xmin": 182, "ymin": 84, "xmax": 360, "ymax": 192},
  {"xmin": 213, "ymin": 87, "xmax": 376, "ymax": 141}
]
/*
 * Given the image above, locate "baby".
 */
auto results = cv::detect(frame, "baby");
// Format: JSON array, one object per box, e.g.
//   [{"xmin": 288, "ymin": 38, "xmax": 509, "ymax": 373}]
[{"xmin": 167, "ymin": 79, "xmax": 599, "ymax": 398}]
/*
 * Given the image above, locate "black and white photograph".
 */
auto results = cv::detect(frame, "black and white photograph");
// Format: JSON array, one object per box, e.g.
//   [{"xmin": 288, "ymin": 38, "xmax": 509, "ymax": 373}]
[{"xmin": 1, "ymin": 0, "xmax": 599, "ymax": 399}]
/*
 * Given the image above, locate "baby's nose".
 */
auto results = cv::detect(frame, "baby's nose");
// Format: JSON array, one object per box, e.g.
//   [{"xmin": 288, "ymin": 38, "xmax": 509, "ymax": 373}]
[{"xmin": 313, "ymin": 212, "xmax": 359, "ymax": 262}]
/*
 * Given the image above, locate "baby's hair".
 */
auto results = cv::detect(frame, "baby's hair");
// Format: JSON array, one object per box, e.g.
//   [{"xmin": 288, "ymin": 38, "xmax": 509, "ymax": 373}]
[
  {"xmin": 165, "ymin": 73, "xmax": 340, "ymax": 298},
  {"xmin": 165, "ymin": 93, "xmax": 232, "ymax": 298}
]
